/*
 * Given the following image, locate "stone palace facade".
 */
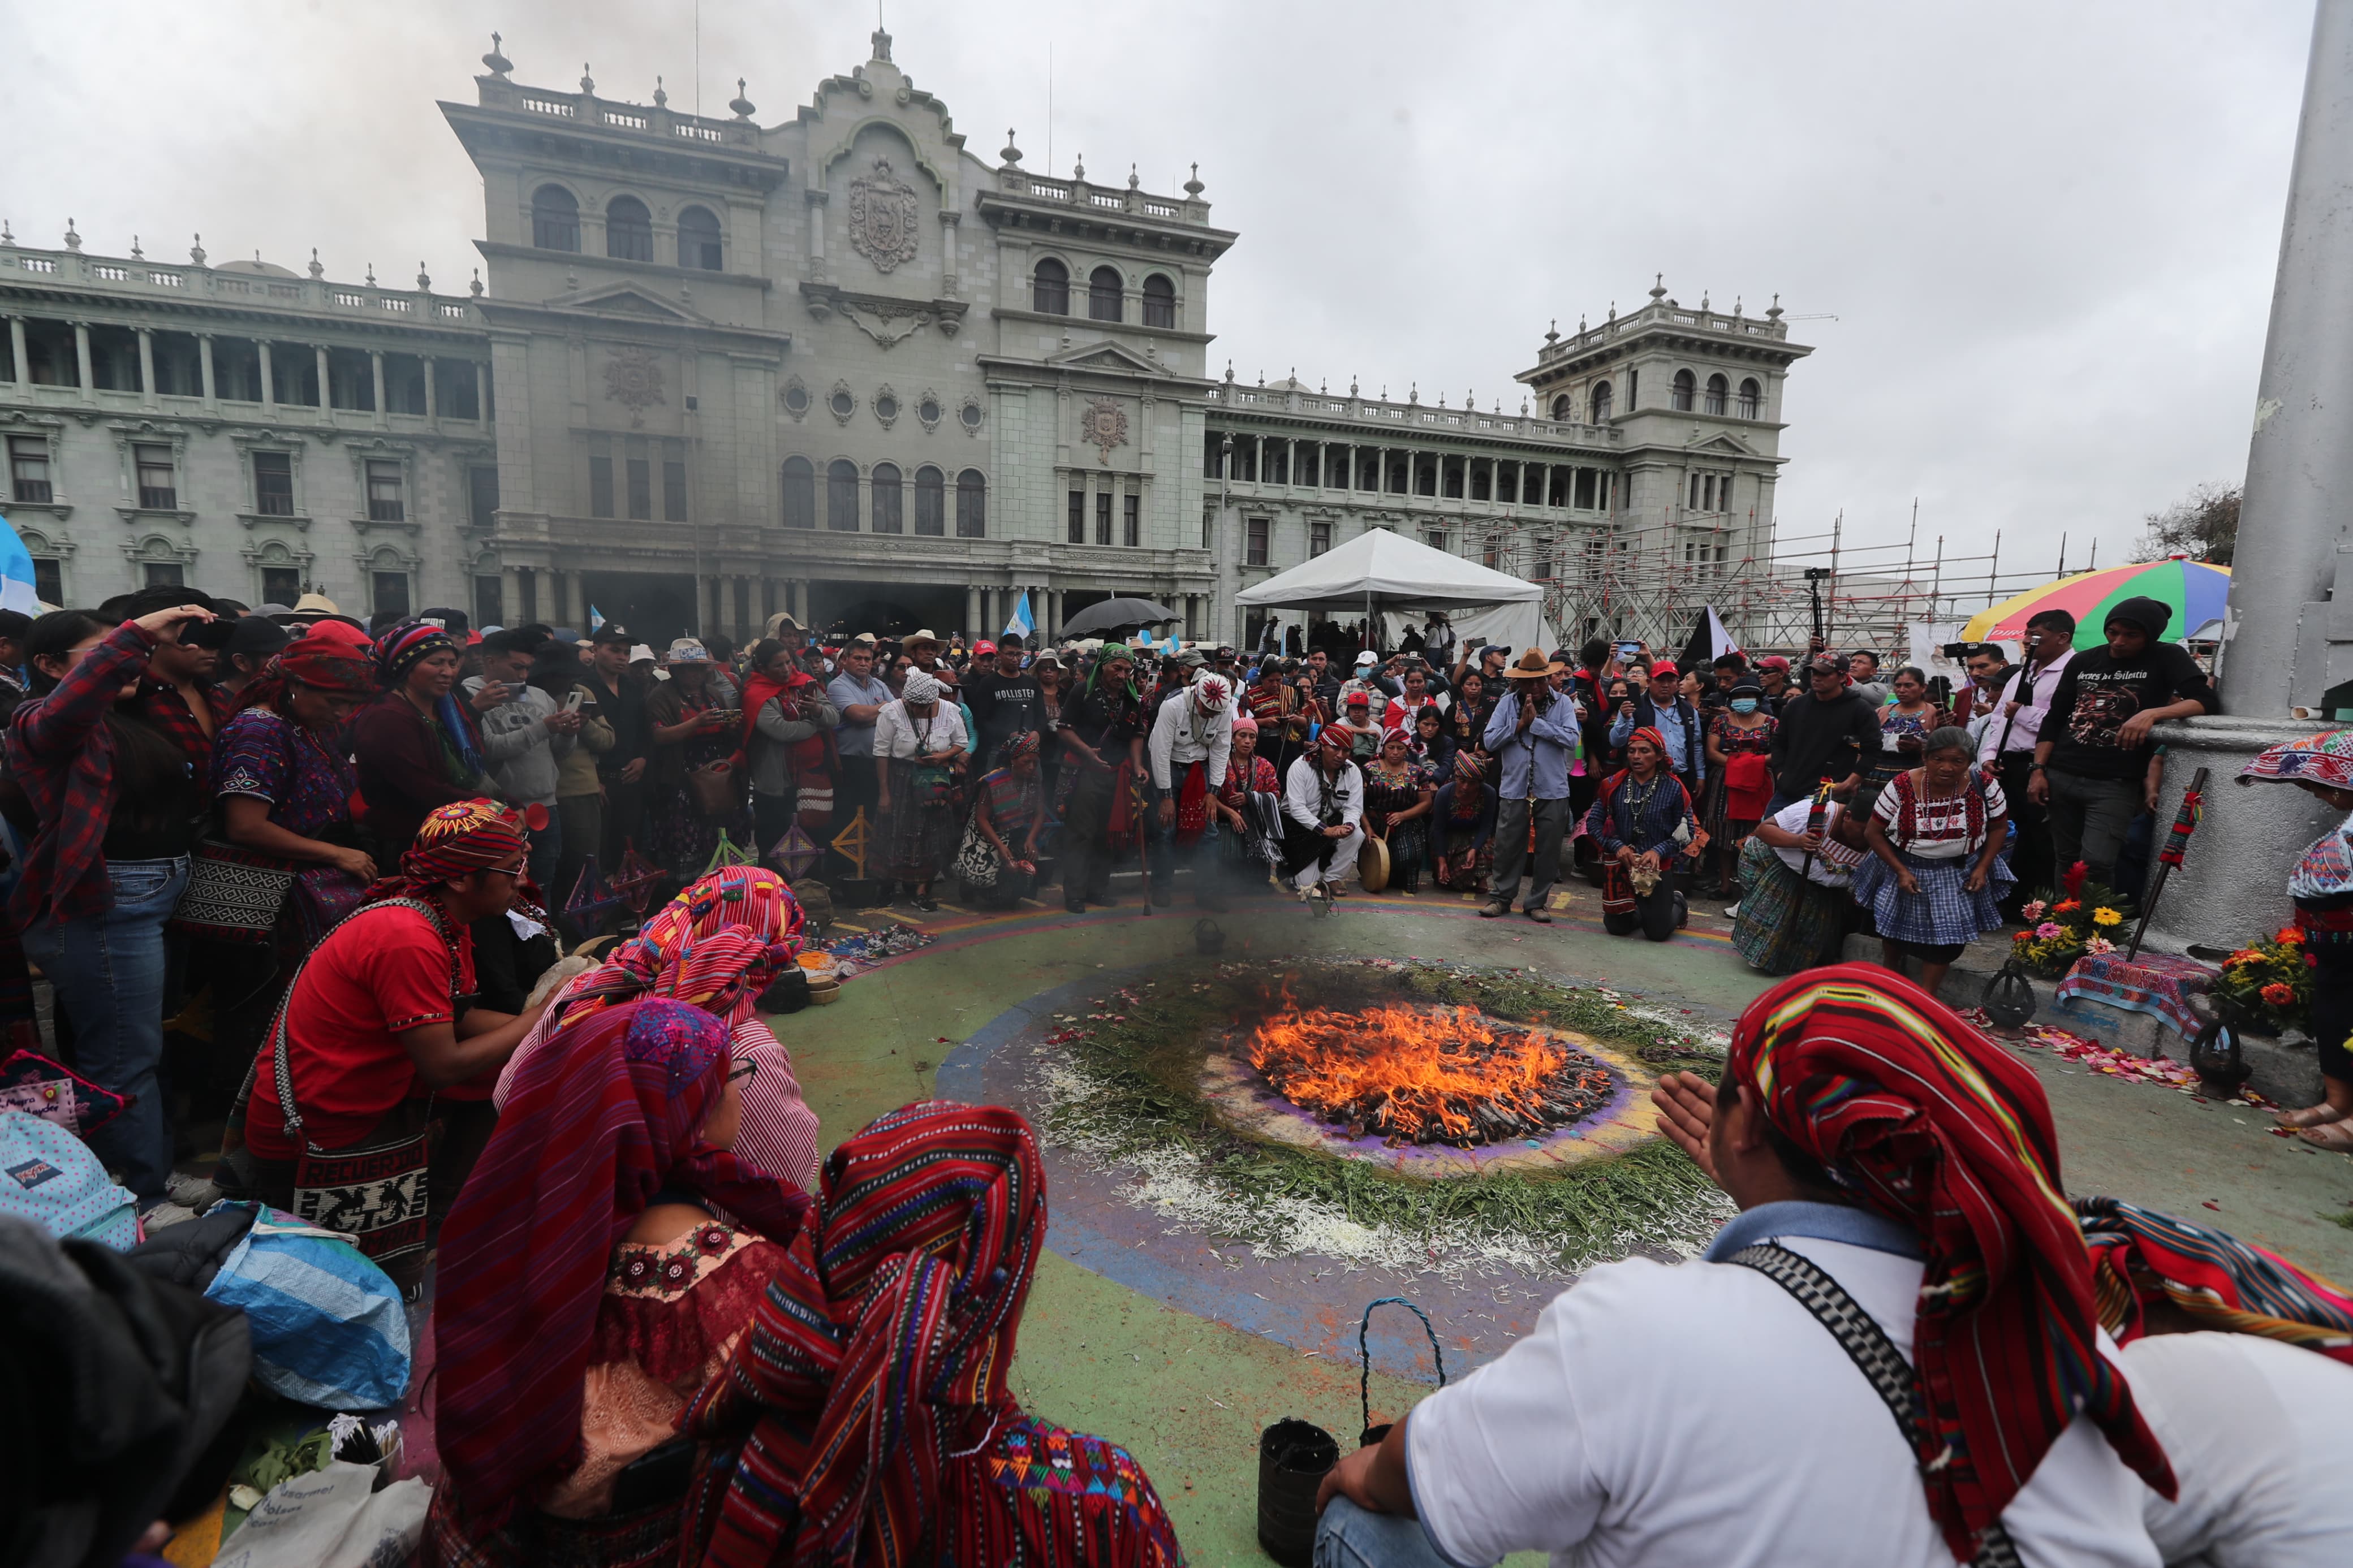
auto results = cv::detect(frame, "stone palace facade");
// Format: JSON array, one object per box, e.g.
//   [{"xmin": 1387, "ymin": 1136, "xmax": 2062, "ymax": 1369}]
[{"xmin": 0, "ymin": 29, "xmax": 1809, "ymax": 648}]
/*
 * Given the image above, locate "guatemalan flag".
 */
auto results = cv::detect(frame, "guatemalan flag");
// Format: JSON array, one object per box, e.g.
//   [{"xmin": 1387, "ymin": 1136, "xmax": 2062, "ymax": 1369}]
[
  {"xmin": 1002, "ymin": 590, "xmax": 1035, "ymax": 641},
  {"xmin": 588, "ymin": 604, "xmax": 606, "ymax": 633},
  {"xmin": 0, "ymin": 513, "xmax": 41, "ymax": 613}
]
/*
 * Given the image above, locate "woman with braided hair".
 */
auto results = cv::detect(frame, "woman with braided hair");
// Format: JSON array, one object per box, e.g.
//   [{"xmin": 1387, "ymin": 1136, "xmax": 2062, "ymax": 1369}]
[{"xmin": 219, "ymin": 800, "xmax": 550, "ymax": 1287}]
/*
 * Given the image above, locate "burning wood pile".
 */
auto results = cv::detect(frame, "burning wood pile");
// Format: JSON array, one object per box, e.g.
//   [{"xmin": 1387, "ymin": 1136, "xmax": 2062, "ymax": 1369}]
[{"xmin": 1245, "ymin": 1001, "xmax": 1614, "ymax": 1147}]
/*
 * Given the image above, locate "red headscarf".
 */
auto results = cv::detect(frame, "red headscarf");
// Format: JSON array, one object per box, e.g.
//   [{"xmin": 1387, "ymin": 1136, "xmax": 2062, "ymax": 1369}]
[
  {"xmin": 234, "ymin": 632, "xmax": 377, "ymax": 714},
  {"xmin": 740, "ymin": 660, "xmax": 834, "ymax": 785},
  {"xmin": 1624, "ymin": 724, "xmax": 1669, "ymax": 761},
  {"xmin": 1728, "ymin": 965, "xmax": 2173, "ymax": 1557},
  {"xmin": 433, "ymin": 998, "xmax": 811, "ymax": 1517}
]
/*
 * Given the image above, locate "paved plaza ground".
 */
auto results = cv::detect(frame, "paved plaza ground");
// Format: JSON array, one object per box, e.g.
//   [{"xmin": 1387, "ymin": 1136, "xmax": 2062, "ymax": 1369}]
[{"xmin": 782, "ymin": 872, "xmax": 2353, "ymax": 1566}]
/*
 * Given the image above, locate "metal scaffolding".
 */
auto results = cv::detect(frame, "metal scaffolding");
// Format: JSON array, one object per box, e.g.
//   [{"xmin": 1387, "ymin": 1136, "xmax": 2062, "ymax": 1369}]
[{"xmin": 1515, "ymin": 508, "xmax": 2104, "ymax": 656}]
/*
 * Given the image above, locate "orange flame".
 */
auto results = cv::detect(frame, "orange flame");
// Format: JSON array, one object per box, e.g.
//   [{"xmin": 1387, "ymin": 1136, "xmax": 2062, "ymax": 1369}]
[{"xmin": 1247, "ymin": 1001, "xmax": 1571, "ymax": 1143}]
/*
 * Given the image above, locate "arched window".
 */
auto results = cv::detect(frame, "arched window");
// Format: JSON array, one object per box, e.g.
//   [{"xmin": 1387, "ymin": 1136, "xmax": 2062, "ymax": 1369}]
[
  {"xmin": 913, "ymin": 465, "xmax": 946, "ymax": 535},
  {"xmin": 677, "ymin": 205, "xmax": 722, "ymax": 271},
  {"xmin": 1671, "ymin": 369, "xmax": 1696, "ymax": 412},
  {"xmin": 827, "ymin": 460, "xmax": 860, "ymax": 532},
  {"xmin": 1736, "ymin": 377, "xmax": 1761, "ymax": 419},
  {"xmin": 870, "ymin": 463, "xmax": 903, "ymax": 534},
  {"xmin": 1088, "ymin": 266, "xmax": 1124, "ymax": 322},
  {"xmin": 1032, "ymin": 258, "xmax": 1070, "ymax": 315},
  {"xmin": 1704, "ymin": 373, "xmax": 1729, "ymax": 416},
  {"xmin": 1550, "ymin": 394, "xmax": 1571, "ymax": 421},
  {"xmin": 781, "ymin": 456, "xmax": 815, "ymax": 529},
  {"xmin": 606, "ymin": 196, "xmax": 653, "ymax": 262},
  {"xmin": 955, "ymin": 470, "xmax": 986, "ymax": 538},
  {"xmin": 1589, "ymin": 381, "xmax": 1612, "ymax": 422},
  {"xmin": 532, "ymin": 185, "xmax": 580, "ymax": 252},
  {"xmin": 1141, "ymin": 273, "xmax": 1176, "ymax": 329}
]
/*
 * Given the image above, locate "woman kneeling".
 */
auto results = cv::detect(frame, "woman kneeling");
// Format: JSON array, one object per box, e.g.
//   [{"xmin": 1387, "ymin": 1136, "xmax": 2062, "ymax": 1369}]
[
  {"xmin": 1584, "ymin": 728, "xmax": 1699, "ymax": 941},
  {"xmin": 1853, "ymin": 726, "xmax": 2012, "ymax": 998}
]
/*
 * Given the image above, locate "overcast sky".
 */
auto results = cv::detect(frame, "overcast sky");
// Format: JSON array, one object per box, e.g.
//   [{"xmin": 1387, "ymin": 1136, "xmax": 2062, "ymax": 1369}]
[{"xmin": 6, "ymin": 1, "xmax": 2316, "ymax": 578}]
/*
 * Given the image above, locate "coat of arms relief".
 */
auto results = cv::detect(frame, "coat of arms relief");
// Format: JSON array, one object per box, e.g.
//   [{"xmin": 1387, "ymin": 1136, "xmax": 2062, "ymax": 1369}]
[
  {"xmin": 1079, "ymin": 397, "xmax": 1128, "ymax": 465},
  {"xmin": 847, "ymin": 157, "xmax": 920, "ymax": 274}
]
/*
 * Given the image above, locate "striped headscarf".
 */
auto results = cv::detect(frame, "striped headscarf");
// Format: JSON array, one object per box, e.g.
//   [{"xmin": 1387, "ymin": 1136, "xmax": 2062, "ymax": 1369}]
[
  {"xmin": 682, "ymin": 1102, "xmax": 1185, "ymax": 1568},
  {"xmin": 1728, "ymin": 965, "xmax": 2174, "ymax": 1557},
  {"xmin": 359, "ymin": 798, "xmax": 529, "ymax": 909},
  {"xmin": 2077, "ymin": 1194, "xmax": 2353, "ymax": 1361},
  {"xmin": 433, "ymin": 999, "xmax": 811, "ymax": 1517},
  {"xmin": 1625, "ymin": 724, "xmax": 1669, "ymax": 759},
  {"xmin": 550, "ymin": 865, "xmax": 806, "ymax": 1035},
  {"xmin": 372, "ymin": 617, "xmax": 485, "ymax": 779}
]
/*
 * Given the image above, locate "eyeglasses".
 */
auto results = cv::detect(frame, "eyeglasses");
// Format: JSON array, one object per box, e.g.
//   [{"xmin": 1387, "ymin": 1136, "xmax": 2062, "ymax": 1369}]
[{"xmin": 727, "ymin": 1055, "xmax": 759, "ymax": 1085}]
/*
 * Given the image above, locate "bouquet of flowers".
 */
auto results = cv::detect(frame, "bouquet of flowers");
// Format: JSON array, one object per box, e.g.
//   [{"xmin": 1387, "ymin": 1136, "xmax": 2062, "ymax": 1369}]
[
  {"xmin": 2211, "ymin": 926, "xmax": 2315, "ymax": 1035},
  {"xmin": 2010, "ymin": 861, "xmax": 2134, "ymax": 978}
]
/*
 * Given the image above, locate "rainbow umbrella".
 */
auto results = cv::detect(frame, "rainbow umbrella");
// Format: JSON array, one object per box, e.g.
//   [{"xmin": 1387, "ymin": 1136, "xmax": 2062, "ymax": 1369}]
[{"xmin": 1961, "ymin": 557, "xmax": 2231, "ymax": 651}]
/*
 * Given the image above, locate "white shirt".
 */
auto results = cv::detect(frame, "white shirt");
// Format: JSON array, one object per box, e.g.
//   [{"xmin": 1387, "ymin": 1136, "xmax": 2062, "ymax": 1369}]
[
  {"xmin": 2124, "ymin": 1332, "xmax": 2353, "ymax": 1566},
  {"xmin": 1406, "ymin": 1237, "xmax": 2159, "ymax": 1568},
  {"xmin": 1766, "ymin": 797, "xmax": 1863, "ymax": 887},
  {"xmin": 1282, "ymin": 753, "xmax": 1363, "ymax": 833},
  {"xmin": 870, "ymin": 699, "xmax": 966, "ymax": 762},
  {"xmin": 1872, "ymin": 774, "xmax": 2010, "ymax": 860},
  {"xmin": 1146, "ymin": 693, "xmax": 1232, "ymax": 792},
  {"xmin": 1977, "ymin": 651, "xmax": 2076, "ymax": 767}
]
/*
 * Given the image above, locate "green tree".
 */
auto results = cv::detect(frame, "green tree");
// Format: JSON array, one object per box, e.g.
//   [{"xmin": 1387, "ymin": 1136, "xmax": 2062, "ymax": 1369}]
[{"xmin": 2135, "ymin": 482, "xmax": 2239, "ymax": 565}]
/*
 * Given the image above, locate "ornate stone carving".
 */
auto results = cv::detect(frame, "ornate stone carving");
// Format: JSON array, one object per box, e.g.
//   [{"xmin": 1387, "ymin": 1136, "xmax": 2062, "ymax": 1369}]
[
  {"xmin": 1079, "ymin": 396, "xmax": 1128, "ymax": 465},
  {"xmin": 601, "ymin": 345, "xmax": 665, "ymax": 427},
  {"xmin": 846, "ymin": 157, "xmax": 920, "ymax": 274}
]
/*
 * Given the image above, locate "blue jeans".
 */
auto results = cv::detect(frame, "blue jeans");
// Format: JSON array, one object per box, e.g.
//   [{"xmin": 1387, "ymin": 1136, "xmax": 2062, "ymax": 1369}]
[
  {"xmin": 21, "ymin": 855, "xmax": 189, "ymax": 1207},
  {"xmin": 1316, "ymin": 1497, "xmax": 1493, "ymax": 1568}
]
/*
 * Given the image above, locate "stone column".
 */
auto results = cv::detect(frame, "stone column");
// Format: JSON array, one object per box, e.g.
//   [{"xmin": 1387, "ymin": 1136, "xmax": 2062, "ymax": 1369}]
[
  {"xmin": 369, "ymin": 351, "xmax": 387, "ymax": 426},
  {"xmin": 473, "ymin": 361, "xmax": 489, "ymax": 423},
  {"xmin": 197, "ymin": 334, "xmax": 217, "ymax": 406},
  {"xmin": 500, "ymin": 566, "xmax": 523, "ymax": 627},
  {"xmin": 421, "ymin": 355, "xmax": 438, "ymax": 421},
  {"xmin": 964, "ymin": 585, "xmax": 982, "ymax": 643},
  {"xmin": 135, "ymin": 327, "xmax": 156, "ymax": 406},
  {"xmin": 71, "ymin": 322, "xmax": 93, "ymax": 395},
  {"xmin": 2224, "ymin": 0, "xmax": 2353, "ymax": 713},
  {"xmin": 258, "ymin": 341, "xmax": 275, "ymax": 408},
  {"xmin": 5, "ymin": 318, "xmax": 24, "ymax": 386},
  {"xmin": 314, "ymin": 345, "xmax": 331, "ymax": 410}
]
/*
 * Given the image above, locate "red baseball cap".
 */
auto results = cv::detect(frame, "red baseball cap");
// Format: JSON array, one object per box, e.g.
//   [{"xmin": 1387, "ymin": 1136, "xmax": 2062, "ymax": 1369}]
[
  {"xmin": 973, "ymin": 640, "xmax": 997, "ymax": 656},
  {"xmin": 1756, "ymin": 655, "xmax": 1791, "ymax": 672},
  {"xmin": 1649, "ymin": 660, "xmax": 1679, "ymax": 679}
]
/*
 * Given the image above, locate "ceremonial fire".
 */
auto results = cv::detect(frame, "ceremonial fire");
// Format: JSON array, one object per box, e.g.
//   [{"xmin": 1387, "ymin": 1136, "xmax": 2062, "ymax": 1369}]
[{"xmin": 1245, "ymin": 1001, "xmax": 1615, "ymax": 1147}]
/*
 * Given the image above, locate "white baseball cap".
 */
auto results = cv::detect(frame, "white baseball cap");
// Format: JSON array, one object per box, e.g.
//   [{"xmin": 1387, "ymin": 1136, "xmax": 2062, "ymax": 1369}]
[{"xmin": 1354, "ymin": 650, "xmax": 1378, "ymax": 667}]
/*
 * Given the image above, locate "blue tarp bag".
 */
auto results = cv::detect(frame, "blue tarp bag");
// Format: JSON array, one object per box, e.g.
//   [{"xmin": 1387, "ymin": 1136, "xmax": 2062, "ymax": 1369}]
[{"xmin": 202, "ymin": 1201, "xmax": 411, "ymax": 1410}]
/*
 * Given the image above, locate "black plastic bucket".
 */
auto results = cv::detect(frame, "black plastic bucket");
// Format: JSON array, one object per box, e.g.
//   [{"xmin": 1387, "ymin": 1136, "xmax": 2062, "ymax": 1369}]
[{"xmin": 1256, "ymin": 1417, "xmax": 1338, "ymax": 1567}]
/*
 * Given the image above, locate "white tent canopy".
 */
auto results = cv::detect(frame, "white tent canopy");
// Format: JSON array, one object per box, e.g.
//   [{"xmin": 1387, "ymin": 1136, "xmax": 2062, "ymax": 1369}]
[{"xmin": 1234, "ymin": 527, "xmax": 1554, "ymax": 653}]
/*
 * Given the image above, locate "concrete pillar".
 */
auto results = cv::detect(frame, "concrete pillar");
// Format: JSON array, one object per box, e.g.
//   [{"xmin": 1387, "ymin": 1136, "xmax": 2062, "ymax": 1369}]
[
  {"xmin": 499, "ymin": 567, "xmax": 523, "ymax": 627},
  {"xmin": 135, "ymin": 327, "xmax": 156, "ymax": 406},
  {"xmin": 474, "ymin": 361, "xmax": 489, "ymax": 422},
  {"xmin": 421, "ymin": 355, "xmax": 438, "ymax": 421},
  {"xmin": 72, "ymin": 322, "xmax": 93, "ymax": 394},
  {"xmin": 314, "ymin": 345, "xmax": 331, "ymax": 410},
  {"xmin": 369, "ymin": 351, "xmax": 387, "ymax": 426},
  {"xmin": 964, "ymin": 584, "xmax": 982, "ymax": 643},
  {"xmin": 258, "ymin": 341, "xmax": 275, "ymax": 407},
  {"xmin": 197, "ymin": 333, "xmax": 216, "ymax": 406},
  {"xmin": 2223, "ymin": 0, "xmax": 2353, "ymax": 714},
  {"xmin": 4, "ymin": 318, "xmax": 24, "ymax": 386}
]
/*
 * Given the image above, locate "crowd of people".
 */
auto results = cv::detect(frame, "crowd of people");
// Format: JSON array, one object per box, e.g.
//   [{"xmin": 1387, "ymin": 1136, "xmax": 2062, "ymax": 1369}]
[{"xmin": 5, "ymin": 588, "xmax": 2352, "ymax": 1567}]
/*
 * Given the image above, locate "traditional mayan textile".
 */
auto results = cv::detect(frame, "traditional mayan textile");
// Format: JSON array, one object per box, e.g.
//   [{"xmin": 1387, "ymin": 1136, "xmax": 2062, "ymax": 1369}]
[
  {"xmin": 1849, "ymin": 848, "xmax": 2012, "ymax": 949},
  {"xmin": 432, "ymin": 1000, "xmax": 811, "ymax": 1520},
  {"xmin": 1727, "ymin": 965, "xmax": 2174, "ymax": 1558},
  {"xmin": 2052, "ymin": 953, "xmax": 2216, "ymax": 1043},
  {"xmin": 1730, "ymin": 836, "xmax": 1850, "ymax": 975},
  {"xmin": 2076, "ymin": 1195, "xmax": 2353, "ymax": 1362},
  {"xmin": 682, "ymin": 1101, "xmax": 1187, "ymax": 1568}
]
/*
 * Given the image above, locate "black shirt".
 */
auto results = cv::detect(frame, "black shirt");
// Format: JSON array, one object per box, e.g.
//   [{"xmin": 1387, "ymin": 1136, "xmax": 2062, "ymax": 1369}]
[
  {"xmin": 581, "ymin": 669, "xmax": 647, "ymax": 772},
  {"xmin": 2045, "ymin": 645, "xmax": 2217, "ymax": 780},
  {"xmin": 1059, "ymin": 681, "xmax": 1144, "ymax": 764},
  {"xmin": 1768, "ymin": 689, "xmax": 1881, "ymax": 802},
  {"xmin": 963, "ymin": 669, "xmax": 1045, "ymax": 758}
]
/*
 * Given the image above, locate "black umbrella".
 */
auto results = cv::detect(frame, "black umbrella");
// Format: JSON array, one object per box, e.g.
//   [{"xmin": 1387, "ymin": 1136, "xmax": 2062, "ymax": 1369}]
[{"xmin": 1058, "ymin": 597, "xmax": 1180, "ymax": 638}]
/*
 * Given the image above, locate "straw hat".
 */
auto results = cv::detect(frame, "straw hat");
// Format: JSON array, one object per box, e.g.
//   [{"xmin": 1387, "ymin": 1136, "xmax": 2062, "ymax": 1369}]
[
  {"xmin": 1501, "ymin": 647, "xmax": 1565, "ymax": 680},
  {"xmin": 904, "ymin": 628, "xmax": 943, "ymax": 650},
  {"xmin": 290, "ymin": 591, "xmax": 341, "ymax": 618}
]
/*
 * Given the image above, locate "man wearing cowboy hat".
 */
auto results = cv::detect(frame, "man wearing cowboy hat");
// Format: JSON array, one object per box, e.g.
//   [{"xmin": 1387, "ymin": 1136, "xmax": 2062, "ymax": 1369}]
[{"xmin": 1481, "ymin": 648, "xmax": 1583, "ymax": 922}]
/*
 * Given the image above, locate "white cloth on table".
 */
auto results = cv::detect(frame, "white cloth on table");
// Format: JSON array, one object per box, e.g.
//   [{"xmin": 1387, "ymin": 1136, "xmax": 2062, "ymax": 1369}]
[{"xmin": 1403, "ymin": 1235, "xmax": 2160, "ymax": 1568}]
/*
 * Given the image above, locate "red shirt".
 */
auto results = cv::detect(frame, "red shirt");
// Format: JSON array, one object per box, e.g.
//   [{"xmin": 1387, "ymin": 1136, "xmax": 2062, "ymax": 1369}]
[{"xmin": 244, "ymin": 902, "xmax": 478, "ymax": 1157}]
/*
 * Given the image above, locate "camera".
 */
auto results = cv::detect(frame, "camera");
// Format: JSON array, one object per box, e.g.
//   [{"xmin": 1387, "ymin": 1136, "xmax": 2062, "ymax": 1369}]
[{"xmin": 1941, "ymin": 641, "xmax": 1977, "ymax": 661}]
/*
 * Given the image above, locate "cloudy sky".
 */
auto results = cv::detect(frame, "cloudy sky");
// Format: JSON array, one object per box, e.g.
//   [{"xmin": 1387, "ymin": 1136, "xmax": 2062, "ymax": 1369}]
[{"xmin": 8, "ymin": 1, "xmax": 2315, "ymax": 579}]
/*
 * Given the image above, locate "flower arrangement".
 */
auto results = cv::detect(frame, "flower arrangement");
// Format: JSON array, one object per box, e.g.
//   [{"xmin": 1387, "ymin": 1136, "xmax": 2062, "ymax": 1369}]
[
  {"xmin": 2010, "ymin": 863, "xmax": 2135, "ymax": 978},
  {"xmin": 2210, "ymin": 926, "xmax": 2315, "ymax": 1035}
]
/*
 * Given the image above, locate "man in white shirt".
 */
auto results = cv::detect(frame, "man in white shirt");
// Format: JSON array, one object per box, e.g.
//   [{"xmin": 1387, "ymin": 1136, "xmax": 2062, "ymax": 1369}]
[
  {"xmin": 1979, "ymin": 610, "xmax": 2075, "ymax": 917},
  {"xmin": 1282, "ymin": 726, "xmax": 1364, "ymax": 909},
  {"xmin": 1315, "ymin": 964, "xmax": 2171, "ymax": 1568},
  {"xmin": 1145, "ymin": 673, "xmax": 1233, "ymax": 910}
]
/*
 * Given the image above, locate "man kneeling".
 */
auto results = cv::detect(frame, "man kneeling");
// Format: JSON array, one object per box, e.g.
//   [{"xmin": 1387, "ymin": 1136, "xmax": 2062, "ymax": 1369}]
[{"xmin": 1313, "ymin": 964, "xmax": 2173, "ymax": 1567}]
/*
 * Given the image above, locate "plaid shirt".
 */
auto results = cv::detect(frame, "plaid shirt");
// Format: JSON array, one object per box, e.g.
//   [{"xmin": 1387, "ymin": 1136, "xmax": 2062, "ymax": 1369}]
[
  {"xmin": 5, "ymin": 621, "xmax": 161, "ymax": 927},
  {"xmin": 133, "ymin": 676, "xmax": 232, "ymax": 774}
]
